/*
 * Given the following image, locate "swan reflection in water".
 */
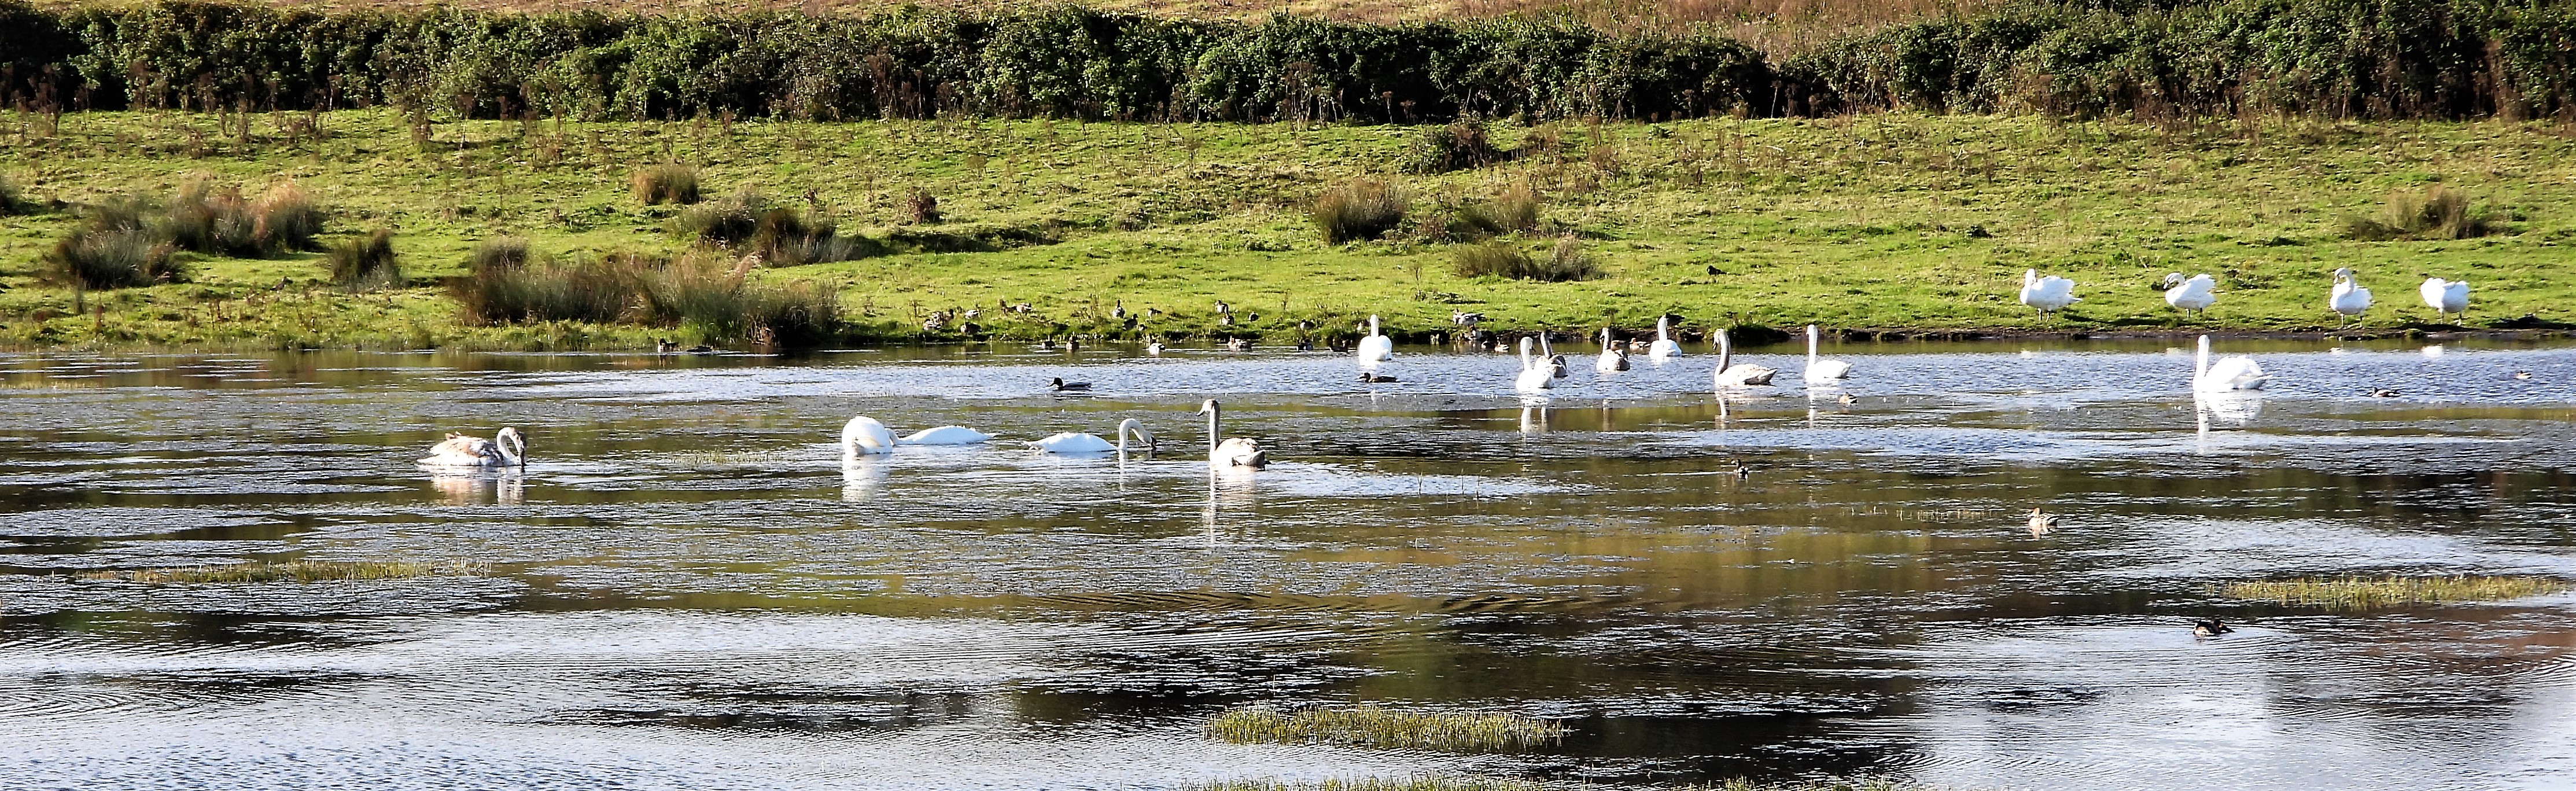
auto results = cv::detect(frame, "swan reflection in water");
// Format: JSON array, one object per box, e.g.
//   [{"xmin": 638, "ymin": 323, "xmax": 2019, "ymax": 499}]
[
  {"xmin": 842, "ymin": 457, "xmax": 889, "ymax": 502},
  {"xmin": 430, "ymin": 471, "xmax": 523, "ymax": 506},
  {"xmin": 1519, "ymin": 401, "xmax": 1551, "ymax": 433}
]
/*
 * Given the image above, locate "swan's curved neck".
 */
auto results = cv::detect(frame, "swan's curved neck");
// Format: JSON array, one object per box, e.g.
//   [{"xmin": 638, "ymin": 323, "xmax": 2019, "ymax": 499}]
[
  {"xmin": 1717, "ymin": 331, "xmax": 1732, "ymax": 371},
  {"xmin": 1657, "ymin": 318, "xmax": 1670, "ymax": 340},
  {"xmin": 2195, "ymin": 337, "xmax": 2210, "ymax": 381},
  {"xmin": 1204, "ymin": 407, "xmax": 1219, "ymax": 457},
  {"xmin": 1807, "ymin": 328, "xmax": 1819, "ymax": 361}
]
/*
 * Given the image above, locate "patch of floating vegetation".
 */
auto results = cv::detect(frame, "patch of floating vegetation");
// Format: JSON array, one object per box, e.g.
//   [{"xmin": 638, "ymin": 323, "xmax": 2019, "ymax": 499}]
[
  {"xmin": 1203, "ymin": 705, "xmax": 1564, "ymax": 752},
  {"xmin": 77, "ymin": 560, "xmax": 485, "ymax": 584},
  {"xmin": 2220, "ymin": 575, "xmax": 2568, "ymax": 609},
  {"xmin": 1192, "ymin": 778, "xmax": 1928, "ymax": 791}
]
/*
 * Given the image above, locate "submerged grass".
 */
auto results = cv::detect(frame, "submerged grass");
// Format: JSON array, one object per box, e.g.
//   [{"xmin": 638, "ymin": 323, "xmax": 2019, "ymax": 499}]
[
  {"xmin": 79, "ymin": 560, "xmax": 484, "ymax": 584},
  {"xmin": 1204, "ymin": 705, "xmax": 1564, "ymax": 752},
  {"xmin": 2220, "ymin": 575, "xmax": 2568, "ymax": 609}
]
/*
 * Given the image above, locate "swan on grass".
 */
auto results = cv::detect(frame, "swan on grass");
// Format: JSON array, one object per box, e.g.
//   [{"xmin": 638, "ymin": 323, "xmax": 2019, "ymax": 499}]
[
  {"xmin": 1711, "ymin": 328, "xmax": 1777, "ymax": 388},
  {"xmin": 1357, "ymin": 315, "xmax": 1394, "ymax": 362},
  {"xmin": 2018, "ymin": 269, "xmax": 2079, "ymax": 317},
  {"xmin": 2162, "ymin": 273, "xmax": 2217, "ymax": 318},
  {"xmin": 1514, "ymin": 336, "xmax": 1559, "ymax": 392},
  {"xmin": 1198, "ymin": 399, "xmax": 1267, "ymax": 468},
  {"xmin": 1030, "ymin": 418, "xmax": 1155, "ymax": 458},
  {"xmin": 2329, "ymin": 267, "xmax": 2373, "ymax": 327},
  {"xmin": 1649, "ymin": 316, "xmax": 1682, "ymax": 359},
  {"xmin": 1596, "ymin": 328, "xmax": 1630, "ymax": 371},
  {"xmin": 2420, "ymin": 277, "xmax": 2470, "ymax": 321},
  {"xmin": 2192, "ymin": 334, "xmax": 2269, "ymax": 392},
  {"xmin": 421, "ymin": 427, "xmax": 526, "ymax": 468},
  {"xmin": 1802, "ymin": 325, "xmax": 1852, "ymax": 383}
]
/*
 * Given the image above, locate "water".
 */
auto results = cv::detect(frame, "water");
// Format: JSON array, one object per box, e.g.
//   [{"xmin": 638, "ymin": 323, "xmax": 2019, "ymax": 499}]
[{"xmin": 3, "ymin": 337, "xmax": 2574, "ymax": 790}]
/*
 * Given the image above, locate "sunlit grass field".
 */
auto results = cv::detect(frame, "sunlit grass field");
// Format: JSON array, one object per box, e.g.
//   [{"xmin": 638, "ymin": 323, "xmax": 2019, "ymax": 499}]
[{"xmin": 3, "ymin": 109, "xmax": 2571, "ymax": 350}]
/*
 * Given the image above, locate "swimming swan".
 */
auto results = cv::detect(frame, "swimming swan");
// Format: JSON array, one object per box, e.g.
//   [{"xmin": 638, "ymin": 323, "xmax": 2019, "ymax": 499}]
[
  {"xmin": 1515, "ymin": 336, "xmax": 1558, "ymax": 392},
  {"xmin": 1030, "ymin": 418, "xmax": 1154, "ymax": 456},
  {"xmin": 2420, "ymin": 277, "xmax": 2470, "ymax": 320},
  {"xmin": 2019, "ymin": 269, "xmax": 2079, "ymax": 317},
  {"xmin": 1199, "ymin": 399, "xmax": 1267, "ymax": 468},
  {"xmin": 2329, "ymin": 267, "xmax": 2373, "ymax": 327},
  {"xmin": 2193, "ymin": 334, "xmax": 2269, "ymax": 392},
  {"xmin": 841, "ymin": 417, "xmax": 896, "ymax": 458},
  {"xmin": 1711, "ymin": 328, "xmax": 1778, "ymax": 388},
  {"xmin": 420, "ymin": 428, "xmax": 525, "ymax": 468},
  {"xmin": 2163, "ymin": 273, "xmax": 2217, "ymax": 318},
  {"xmin": 1597, "ymin": 328, "xmax": 1630, "ymax": 371},
  {"xmin": 1649, "ymin": 315, "xmax": 1682, "ymax": 359},
  {"xmin": 1803, "ymin": 325, "xmax": 1852, "ymax": 383},
  {"xmin": 1357, "ymin": 315, "xmax": 1394, "ymax": 362},
  {"xmin": 898, "ymin": 425, "xmax": 994, "ymax": 445}
]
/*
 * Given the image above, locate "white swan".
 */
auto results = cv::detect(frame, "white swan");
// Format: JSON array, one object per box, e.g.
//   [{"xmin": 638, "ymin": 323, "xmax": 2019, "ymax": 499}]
[
  {"xmin": 419, "ymin": 428, "xmax": 525, "ymax": 468},
  {"xmin": 1146, "ymin": 339, "xmax": 1166, "ymax": 356},
  {"xmin": 2329, "ymin": 267, "xmax": 2372, "ymax": 327},
  {"xmin": 1596, "ymin": 327, "xmax": 1630, "ymax": 371},
  {"xmin": 841, "ymin": 417, "xmax": 895, "ymax": 458},
  {"xmin": 898, "ymin": 425, "xmax": 994, "ymax": 445},
  {"xmin": 2019, "ymin": 269, "xmax": 2079, "ymax": 317},
  {"xmin": 1198, "ymin": 399, "xmax": 1266, "ymax": 468},
  {"xmin": 2163, "ymin": 273, "xmax": 2217, "ymax": 318},
  {"xmin": 1802, "ymin": 324, "xmax": 1852, "ymax": 383},
  {"xmin": 1357, "ymin": 315, "xmax": 1394, "ymax": 362},
  {"xmin": 1514, "ymin": 336, "xmax": 1557, "ymax": 392},
  {"xmin": 2420, "ymin": 277, "xmax": 2470, "ymax": 320},
  {"xmin": 1711, "ymin": 328, "xmax": 1778, "ymax": 387},
  {"xmin": 1031, "ymin": 418, "xmax": 1154, "ymax": 457},
  {"xmin": 1649, "ymin": 316, "xmax": 1682, "ymax": 359},
  {"xmin": 2193, "ymin": 334, "xmax": 2269, "ymax": 392}
]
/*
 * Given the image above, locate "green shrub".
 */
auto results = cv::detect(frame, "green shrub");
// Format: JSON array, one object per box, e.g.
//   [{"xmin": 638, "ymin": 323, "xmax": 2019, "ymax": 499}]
[
  {"xmin": 1313, "ymin": 178, "xmax": 1409, "ymax": 244},
  {"xmin": 630, "ymin": 164, "xmax": 702, "ymax": 205},
  {"xmin": 453, "ymin": 247, "xmax": 639, "ymax": 325},
  {"xmin": 327, "ymin": 229, "xmax": 401, "ymax": 289},
  {"xmin": 676, "ymin": 187, "xmax": 767, "ymax": 245},
  {"xmin": 1451, "ymin": 237, "xmax": 1600, "ymax": 282},
  {"xmin": 467, "ymin": 237, "xmax": 534, "ymax": 272},
  {"xmin": 750, "ymin": 208, "xmax": 883, "ymax": 265},
  {"xmin": 1458, "ymin": 182, "xmax": 1541, "ymax": 236},
  {"xmin": 45, "ymin": 219, "xmax": 179, "ymax": 290},
  {"xmin": 2343, "ymin": 185, "xmax": 2493, "ymax": 241},
  {"xmin": 636, "ymin": 252, "xmax": 842, "ymax": 347},
  {"xmin": 1402, "ymin": 120, "xmax": 1509, "ymax": 174}
]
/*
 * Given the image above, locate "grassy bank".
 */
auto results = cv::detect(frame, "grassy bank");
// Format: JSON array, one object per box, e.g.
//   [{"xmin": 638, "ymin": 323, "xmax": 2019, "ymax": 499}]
[{"xmin": 3, "ymin": 110, "xmax": 2573, "ymax": 350}]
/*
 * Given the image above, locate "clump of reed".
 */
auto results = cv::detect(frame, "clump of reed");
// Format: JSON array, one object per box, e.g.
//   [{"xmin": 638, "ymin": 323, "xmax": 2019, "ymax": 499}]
[
  {"xmin": 43, "ymin": 197, "xmax": 179, "ymax": 289},
  {"xmin": 676, "ymin": 187, "xmax": 880, "ymax": 265},
  {"xmin": 162, "ymin": 179, "xmax": 324, "ymax": 256},
  {"xmin": 1203, "ymin": 705, "xmax": 1564, "ymax": 752},
  {"xmin": 327, "ymin": 229, "xmax": 402, "ymax": 289},
  {"xmin": 906, "ymin": 187, "xmax": 942, "ymax": 224},
  {"xmin": 79, "ymin": 560, "xmax": 484, "ymax": 584},
  {"xmin": 630, "ymin": 163, "xmax": 702, "ymax": 205},
  {"xmin": 1313, "ymin": 178, "xmax": 1409, "ymax": 244},
  {"xmin": 0, "ymin": 173, "xmax": 30, "ymax": 215},
  {"xmin": 2343, "ymin": 185, "xmax": 2494, "ymax": 241},
  {"xmin": 452, "ymin": 240, "xmax": 639, "ymax": 325},
  {"xmin": 1451, "ymin": 237, "xmax": 1600, "ymax": 282},
  {"xmin": 1403, "ymin": 120, "xmax": 1509, "ymax": 174},
  {"xmin": 636, "ymin": 251, "xmax": 842, "ymax": 347},
  {"xmin": 2221, "ymin": 575, "xmax": 2567, "ymax": 609},
  {"xmin": 1456, "ymin": 182, "xmax": 1542, "ymax": 236}
]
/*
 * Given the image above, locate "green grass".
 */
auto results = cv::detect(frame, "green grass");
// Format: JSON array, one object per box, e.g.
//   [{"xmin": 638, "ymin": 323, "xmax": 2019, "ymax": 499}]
[
  {"xmin": 79, "ymin": 560, "xmax": 485, "ymax": 583},
  {"xmin": 1204, "ymin": 705, "xmax": 1565, "ymax": 752},
  {"xmin": 2220, "ymin": 575, "xmax": 2568, "ymax": 609},
  {"xmin": 3, "ymin": 111, "xmax": 2574, "ymax": 349}
]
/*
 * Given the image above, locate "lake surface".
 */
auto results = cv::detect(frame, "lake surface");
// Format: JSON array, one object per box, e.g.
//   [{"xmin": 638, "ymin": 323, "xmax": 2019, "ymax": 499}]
[{"xmin": 3, "ymin": 337, "xmax": 2574, "ymax": 790}]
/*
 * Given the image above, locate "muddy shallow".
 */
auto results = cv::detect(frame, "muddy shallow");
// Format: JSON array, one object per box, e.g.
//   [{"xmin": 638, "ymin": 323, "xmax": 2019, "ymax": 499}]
[{"xmin": 2, "ymin": 337, "xmax": 2573, "ymax": 790}]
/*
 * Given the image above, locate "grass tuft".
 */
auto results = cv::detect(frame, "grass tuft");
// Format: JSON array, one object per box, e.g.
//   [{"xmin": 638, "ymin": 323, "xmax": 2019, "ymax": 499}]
[
  {"xmin": 327, "ymin": 229, "xmax": 402, "ymax": 289},
  {"xmin": 1458, "ymin": 182, "xmax": 1542, "ymax": 236},
  {"xmin": 906, "ymin": 187, "xmax": 942, "ymax": 224},
  {"xmin": 161, "ymin": 179, "xmax": 323, "ymax": 257},
  {"xmin": 1204, "ymin": 705, "xmax": 1564, "ymax": 752},
  {"xmin": 2343, "ymin": 185, "xmax": 2493, "ymax": 241},
  {"xmin": 79, "ymin": 560, "xmax": 484, "ymax": 584},
  {"xmin": 631, "ymin": 163, "xmax": 702, "ymax": 205},
  {"xmin": 1404, "ymin": 120, "xmax": 1510, "ymax": 174},
  {"xmin": 453, "ymin": 246, "xmax": 640, "ymax": 325},
  {"xmin": 45, "ymin": 200, "xmax": 180, "ymax": 289},
  {"xmin": 1313, "ymin": 178, "xmax": 1410, "ymax": 244},
  {"xmin": 636, "ymin": 251, "xmax": 843, "ymax": 347},
  {"xmin": 2220, "ymin": 575, "xmax": 2567, "ymax": 609},
  {"xmin": 1452, "ymin": 238, "xmax": 1600, "ymax": 282},
  {"xmin": 0, "ymin": 173, "xmax": 30, "ymax": 215}
]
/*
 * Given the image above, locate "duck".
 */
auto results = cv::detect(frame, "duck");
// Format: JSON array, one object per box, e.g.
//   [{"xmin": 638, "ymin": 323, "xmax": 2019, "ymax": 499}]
[
  {"xmin": 1146, "ymin": 339, "xmax": 1166, "ymax": 355},
  {"xmin": 654, "ymin": 339, "xmax": 679, "ymax": 355},
  {"xmin": 1711, "ymin": 329, "xmax": 1778, "ymax": 388},
  {"xmin": 1731, "ymin": 461, "xmax": 1751, "ymax": 480},
  {"xmin": 2026, "ymin": 507, "xmax": 2058, "ymax": 535},
  {"xmin": 2162, "ymin": 273, "xmax": 2217, "ymax": 318},
  {"xmin": 686, "ymin": 344, "xmax": 716, "ymax": 355},
  {"xmin": 1225, "ymin": 337, "xmax": 1252, "ymax": 352},
  {"xmin": 1050, "ymin": 377, "xmax": 1091, "ymax": 392},
  {"xmin": 2367, "ymin": 387, "xmax": 2399, "ymax": 398},
  {"xmin": 1837, "ymin": 392, "xmax": 1858, "ymax": 406},
  {"xmin": 2018, "ymin": 269, "xmax": 2080, "ymax": 317},
  {"xmin": 2514, "ymin": 370, "xmax": 2533, "ymax": 380},
  {"xmin": 2192, "ymin": 619, "xmax": 2235, "ymax": 637},
  {"xmin": 1596, "ymin": 327, "xmax": 1630, "ymax": 372},
  {"xmin": 2329, "ymin": 267, "xmax": 2373, "ymax": 327},
  {"xmin": 2419, "ymin": 277, "xmax": 2470, "ymax": 321},
  {"xmin": 1358, "ymin": 372, "xmax": 1397, "ymax": 383}
]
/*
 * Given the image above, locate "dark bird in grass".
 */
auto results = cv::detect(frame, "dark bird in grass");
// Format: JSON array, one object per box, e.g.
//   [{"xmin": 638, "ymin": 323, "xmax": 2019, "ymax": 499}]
[
  {"xmin": 1050, "ymin": 377, "xmax": 1090, "ymax": 392},
  {"xmin": 2368, "ymin": 388, "xmax": 2399, "ymax": 398},
  {"xmin": 1111, "ymin": 300, "xmax": 1126, "ymax": 319},
  {"xmin": 2192, "ymin": 619, "xmax": 2235, "ymax": 637},
  {"xmin": 1297, "ymin": 319, "xmax": 1315, "ymax": 331},
  {"xmin": 1359, "ymin": 373, "xmax": 1397, "ymax": 383},
  {"xmin": 1296, "ymin": 340, "xmax": 1314, "ymax": 351},
  {"xmin": 1706, "ymin": 264, "xmax": 1721, "ymax": 275}
]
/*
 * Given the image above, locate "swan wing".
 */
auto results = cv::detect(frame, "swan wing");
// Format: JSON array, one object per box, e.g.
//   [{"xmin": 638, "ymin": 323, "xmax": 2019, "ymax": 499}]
[
  {"xmin": 899, "ymin": 425, "xmax": 994, "ymax": 445},
  {"xmin": 1515, "ymin": 366, "xmax": 1556, "ymax": 391},
  {"xmin": 2420, "ymin": 278, "xmax": 2448, "ymax": 308},
  {"xmin": 2201, "ymin": 356, "xmax": 2268, "ymax": 390},
  {"xmin": 1031, "ymin": 432, "xmax": 1114, "ymax": 454},
  {"xmin": 1649, "ymin": 340, "xmax": 1682, "ymax": 358},
  {"xmin": 419, "ymin": 436, "xmax": 501, "ymax": 467},
  {"xmin": 1805, "ymin": 359, "xmax": 1852, "ymax": 381},
  {"xmin": 1215, "ymin": 437, "xmax": 1267, "ymax": 467},
  {"xmin": 1357, "ymin": 336, "xmax": 1395, "ymax": 360},
  {"xmin": 1714, "ymin": 364, "xmax": 1777, "ymax": 387}
]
